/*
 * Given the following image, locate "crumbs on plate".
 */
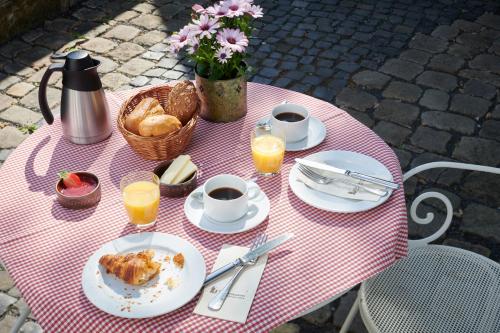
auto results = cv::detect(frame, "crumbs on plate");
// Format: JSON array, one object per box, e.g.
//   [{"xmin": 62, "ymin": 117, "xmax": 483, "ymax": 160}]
[
  {"xmin": 173, "ymin": 253, "xmax": 184, "ymax": 269},
  {"xmin": 165, "ymin": 277, "xmax": 180, "ymax": 289}
]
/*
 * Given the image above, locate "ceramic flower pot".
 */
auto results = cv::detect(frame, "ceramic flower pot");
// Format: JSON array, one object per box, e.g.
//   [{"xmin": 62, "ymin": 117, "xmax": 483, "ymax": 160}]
[{"xmin": 195, "ymin": 70, "xmax": 247, "ymax": 123}]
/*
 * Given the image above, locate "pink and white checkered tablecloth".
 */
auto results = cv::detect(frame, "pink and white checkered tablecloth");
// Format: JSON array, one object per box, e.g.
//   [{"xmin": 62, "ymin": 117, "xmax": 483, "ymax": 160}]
[{"xmin": 0, "ymin": 83, "xmax": 407, "ymax": 332}]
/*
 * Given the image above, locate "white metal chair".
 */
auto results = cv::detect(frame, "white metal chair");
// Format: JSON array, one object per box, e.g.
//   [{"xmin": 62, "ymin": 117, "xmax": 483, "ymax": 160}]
[{"xmin": 340, "ymin": 162, "xmax": 500, "ymax": 333}]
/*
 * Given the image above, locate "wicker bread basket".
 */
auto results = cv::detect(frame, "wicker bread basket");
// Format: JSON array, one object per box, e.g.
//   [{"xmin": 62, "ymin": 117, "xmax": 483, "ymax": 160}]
[{"xmin": 117, "ymin": 84, "xmax": 199, "ymax": 161}]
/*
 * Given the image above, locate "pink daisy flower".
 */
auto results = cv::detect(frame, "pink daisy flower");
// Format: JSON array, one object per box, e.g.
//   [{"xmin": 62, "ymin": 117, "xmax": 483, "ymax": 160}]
[
  {"xmin": 190, "ymin": 14, "xmax": 220, "ymax": 39},
  {"xmin": 216, "ymin": 28, "xmax": 249, "ymax": 52},
  {"xmin": 168, "ymin": 25, "xmax": 193, "ymax": 52},
  {"xmin": 191, "ymin": 4, "xmax": 206, "ymax": 14},
  {"xmin": 246, "ymin": 4, "xmax": 263, "ymax": 18},
  {"xmin": 223, "ymin": 0, "xmax": 249, "ymax": 18},
  {"xmin": 187, "ymin": 37, "xmax": 200, "ymax": 55},
  {"xmin": 216, "ymin": 47, "xmax": 233, "ymax": 64},
  {"xmin": 206, "ymin": 4, "xmax": 229, "ymax": 18}
]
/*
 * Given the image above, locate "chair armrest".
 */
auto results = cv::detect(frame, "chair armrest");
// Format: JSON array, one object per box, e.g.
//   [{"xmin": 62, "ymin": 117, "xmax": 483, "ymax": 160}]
[{"xmin": 403, "ymin": 162, "xmax": 500, "ymax": 248}]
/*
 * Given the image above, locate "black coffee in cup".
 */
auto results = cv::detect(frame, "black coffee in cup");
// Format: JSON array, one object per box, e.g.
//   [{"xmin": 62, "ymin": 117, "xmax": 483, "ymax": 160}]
[
  {"xmin": 208, "ymin": 187, "xmax": 243, "ymax": 200},
  {"xmin": 275, "ymin": 112, "xmax": 305, "ymax": 122}
]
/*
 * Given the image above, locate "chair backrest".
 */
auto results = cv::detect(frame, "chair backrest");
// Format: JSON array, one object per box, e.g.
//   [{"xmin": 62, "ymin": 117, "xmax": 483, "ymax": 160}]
[{"xmin": 403, "ymin": 162, "xmax": 500, "ymax": 249}]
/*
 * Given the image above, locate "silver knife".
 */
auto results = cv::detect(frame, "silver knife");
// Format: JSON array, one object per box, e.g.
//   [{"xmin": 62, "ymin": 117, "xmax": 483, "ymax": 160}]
[
  {"xmin": 295, "ymin": 158, "xmax": 399, "ymax": 190},
  {"xmin": 204, "ymin": 233, "xmax": 293, "ymax": 285}
]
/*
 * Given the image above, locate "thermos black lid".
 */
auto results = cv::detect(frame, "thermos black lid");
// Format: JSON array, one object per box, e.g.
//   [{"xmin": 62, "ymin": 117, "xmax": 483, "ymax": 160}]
[{"xmin": 64, "ymin": 50, "xmax": 96, "ymax": 71}]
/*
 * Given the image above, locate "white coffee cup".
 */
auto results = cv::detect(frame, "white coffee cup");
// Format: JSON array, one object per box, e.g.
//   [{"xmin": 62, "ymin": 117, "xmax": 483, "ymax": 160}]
[
  {"xmin": 202, "ymin": 174, "xmax": 260, "ymax": 223},
  {"xmin": 270, "ymin": 103, "xmax": 310, "ymax": 142}
]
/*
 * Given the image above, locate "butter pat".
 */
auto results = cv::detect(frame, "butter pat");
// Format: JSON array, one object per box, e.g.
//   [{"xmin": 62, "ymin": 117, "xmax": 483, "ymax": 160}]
[
  {"xmin": 172, "ymin": 160, "xmax": 197, "ymax": 184},
  {"xmin": 160, "ymin": 155, "xmax": 190, "ymax": 185}
]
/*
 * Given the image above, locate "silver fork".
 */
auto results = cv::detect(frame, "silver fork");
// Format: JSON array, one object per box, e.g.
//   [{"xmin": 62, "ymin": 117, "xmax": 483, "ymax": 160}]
[
  {"xmin": 298, "ymin": 164, "xmax": 388, "ymax": 197},
  {"xmin": 208, "ymin": 233, "xmax": 267, "ymax": 311}
]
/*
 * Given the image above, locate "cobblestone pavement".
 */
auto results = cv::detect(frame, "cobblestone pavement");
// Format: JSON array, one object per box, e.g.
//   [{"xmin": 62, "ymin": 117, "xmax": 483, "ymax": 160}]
[{"xmin": 1, "ymin": 0, "xmax": 500, "ymax": 332}]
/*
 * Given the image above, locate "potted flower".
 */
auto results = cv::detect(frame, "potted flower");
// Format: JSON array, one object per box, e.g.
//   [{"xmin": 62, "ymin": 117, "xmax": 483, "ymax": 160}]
[{"xmin": 167, "ymin": 0, "xmax": 263, "ymax": 123}]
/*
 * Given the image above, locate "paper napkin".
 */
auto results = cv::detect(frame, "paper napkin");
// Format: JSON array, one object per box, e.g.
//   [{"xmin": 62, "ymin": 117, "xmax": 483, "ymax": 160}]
[
  {"xmin": 296, "ymin": 170, "xmax": 385, "ymax": 201},
  {"xmin": 194, "ymin": 244, "xmax": 268, "ymax": 323}
]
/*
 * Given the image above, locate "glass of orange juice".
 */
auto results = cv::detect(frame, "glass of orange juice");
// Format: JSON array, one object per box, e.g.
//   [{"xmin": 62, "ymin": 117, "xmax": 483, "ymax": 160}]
[
  {"xmin": 251, "ymin": 125, "xmax": 286, "ymax": 176},
  {"xmin": 120, "ymin": 171, "xmax": 160, "ymax": 228}
]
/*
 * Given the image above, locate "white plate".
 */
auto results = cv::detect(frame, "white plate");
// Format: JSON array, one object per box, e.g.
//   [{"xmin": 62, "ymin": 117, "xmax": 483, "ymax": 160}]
[
  {"xmin": 289, "ymin": 150, "xmax": 394, "ymax": 213},
  {"xmin": 257, "ymin": 116, "xmax": 326, "ymax": 151},
  {"xmin": 82, "ymin": 232, "xmax": 206, "ymax": 318},
  {"xmin": 184, "ymin": 182, "xmax": 270, "ymax": 234}
]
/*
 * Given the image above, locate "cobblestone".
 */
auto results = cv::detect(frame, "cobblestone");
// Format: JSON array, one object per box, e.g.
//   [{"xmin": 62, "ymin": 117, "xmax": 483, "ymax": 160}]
[
  {"xmin": 453, "ymin": 137, "xmax": 500, "ymax": 166},
  {"xmin": 382, "ymin": 81, "xmax": 422, "ymax": 102},
  {"xmin": 0, "ymin": 106, "xmax": 42, "ymax": 126},
  {"xmin": 336, "ymin": 88, "xmax": 377, "ymax": 112},
  {"xmin": 450, "ymin": 94, "xmax": 491, "ymax": 118},
  {"xmin": 373, "ymin": 121, "xmax": 411, "ymax": 146},
  {"xmin": 1, "ymin": 1, "xmax": 500, "ymax": 331},
  {"xmin": 462, "ymin": 203, "xmax": 500, "ymax": 242},
  {"xmin": 411, "ymin": 126, "xmax": 452, "ymax": 153},
  {"xmin": 416, "ymin": 70, "xmax": 458, "ymax": 92},
  {"xmin": 421, "ymin": 111, "xmax": 475, "ymax": 135},
  {"xmin": 479, "ymin": 120, "xmax": 500, "ymax": 141},
  {"xmin": 380, "ymin": 59, "xmax": 423, "ymax": 81},
  {"xmin": 409, "ymin": 33, "xmax": 448, "ymax": 53},
  {"xmin": 109, "ymin": 42, "xmax": 145, "ymax": 61},
  {"xmin": 419, "ymin": 89, "xmax": 449, "ymax": 111},
  {"xmin": 428, "ymin": 54, "xmax": 465, "ymax": 73},
  {"xmin": 81, "ymin": 37, "xmax": 117, "ymax": 54},
  {"xmin": 374, "ymin": 100, "xmax": 419, "ymax": 127},
  {"xmin": 351, "ymin": 70, "xmax": 391, "ymax": 90},
  {"xmin": 463, "ymin": 80, "xmax": 496, "ymax": 100},
  {"xmin": 103, "ymin": 25, "xmax": 141, "ymax": 41}
]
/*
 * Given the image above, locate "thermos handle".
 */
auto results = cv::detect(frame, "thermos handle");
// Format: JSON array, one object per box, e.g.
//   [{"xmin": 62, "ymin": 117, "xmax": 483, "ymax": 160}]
[{"xmin": 38, "ymin": 63, "xmax": 64, "ymax": 125}]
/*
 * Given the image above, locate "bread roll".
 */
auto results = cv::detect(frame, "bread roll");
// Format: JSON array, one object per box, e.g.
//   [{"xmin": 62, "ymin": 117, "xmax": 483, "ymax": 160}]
[
  {"xmin": 166, "ymin": 81, "xmax": 198, "ymax": 125},
  {"xmin": 125, "ymin": 97, "xmax": 165, "ymax": 134},
  {"xmin": 138, "ymin": 114, "xmax": 182, "ymax": 137}
]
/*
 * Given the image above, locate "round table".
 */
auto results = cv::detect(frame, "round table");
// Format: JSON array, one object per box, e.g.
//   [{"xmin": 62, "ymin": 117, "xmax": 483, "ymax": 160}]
[{"xmin": 0, "ymin": 83, "xmax": 408, "ymax": 332}]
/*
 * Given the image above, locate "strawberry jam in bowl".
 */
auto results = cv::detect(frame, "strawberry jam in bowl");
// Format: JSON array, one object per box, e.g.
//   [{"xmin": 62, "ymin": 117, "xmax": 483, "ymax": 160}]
[{"xmin": 56, "ymin": 171, "xmax": 101, "ymax": 209}]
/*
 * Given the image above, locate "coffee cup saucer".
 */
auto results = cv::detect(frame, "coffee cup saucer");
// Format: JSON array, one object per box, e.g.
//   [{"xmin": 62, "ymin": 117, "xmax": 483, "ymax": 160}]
[
  {"xmin": 256, "ymin": 116, "xmax": 326, "ymax": 151},
  {"xmin": 183, "ymin": 181, "xmax": 270, "ymax": 234}
]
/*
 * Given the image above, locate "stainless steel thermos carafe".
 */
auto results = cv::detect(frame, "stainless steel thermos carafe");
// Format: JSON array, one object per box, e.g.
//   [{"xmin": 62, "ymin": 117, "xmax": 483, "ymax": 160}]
[{"xmin": 38, "ymin": 50, "xmax": 112, "ymax": 145}]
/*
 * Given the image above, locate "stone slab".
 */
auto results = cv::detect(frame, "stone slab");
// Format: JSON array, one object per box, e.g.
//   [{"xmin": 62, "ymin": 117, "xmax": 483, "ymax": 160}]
[
  {"xmin": 118, "ymin": 58, "xmax": 155, "ymax": 76},
  {"xmin": 421, "ymin": 111, "xmax": 475, "ymax": 135},
  {"xmin": 0, "ymin": 106, "xmax": 42, "ymax": 126},
  {"xmin": 411, "ymin": 126, "xmax": 452, "ymax": 153},
  {"xmin": 409, "ymin": 33, "xmax": 448, "ymax": 53},
  {"xmin": 428, "ymin": 54, "xmax": 465, "ymax": 73},
  {"xmin": 374, "ymin": 99, "xmax": 420, "ymax": 126},
  {"xmin": 373, "ymin": 121, "xmax": 411, "ymax": 146},
  {"xmin": 103, "ymin": 25, "xmax": 141, "ymax": 41},
  {"xmin": 416, "ymin": 71, "xmax": 458, "ymax": 92},
  {"xmin": 81, "ymin": 37, "xmax": 117, "ymax": 54},
  {"xmin": 450, "ymin": 94, "xmax": 491, "ymax": 118},
  {"xmin": 0, "ymin": 126, "xmax": 27, "ymax": 149},
  {"xmin": 462, "ymin": 203, "xmax": 500, "ymax": 242},
  {"xmin": 382, "ymin": 81, "xmax": 422, "ymax": 102},
  {"xmin": 108, "ymin": 42, "xmax": 145, "ymax": 61},
  {"xmin": 380, "ymin": 59, "xmax": 423, "ymax": 81},
  {"xmin": 351, "ymin": 70, "xmax": 390, "ymax": 90},
  {"xmin": 419, "ymin": 89, "xmax": 449, "ymax": 111},
  {"xmin": 463, "ymin": 80, "xmax": 496, "ymax": 100},
  {"xmin": 453, "ymin": 137, "xmax": 500, "ymax": 166},
  {"xmin": 335, "ymin": 88, "xmax": 377, "ymax": 112},
  {"xmin": 479, "ymin": 120, "xmax": 500, "ymax": 141}
]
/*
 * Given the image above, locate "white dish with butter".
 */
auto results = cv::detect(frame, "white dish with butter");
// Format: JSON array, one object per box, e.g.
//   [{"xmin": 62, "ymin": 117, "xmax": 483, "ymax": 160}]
[{"xmin": 183, "ymin": 181, "xmax": 270, "ymax": 234}]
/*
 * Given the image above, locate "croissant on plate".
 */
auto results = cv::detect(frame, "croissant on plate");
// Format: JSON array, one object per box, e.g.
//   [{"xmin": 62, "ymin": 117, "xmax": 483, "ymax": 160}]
[{"xmin": 99, "ymin": 250, "xmax": 161, "ymax": 285}]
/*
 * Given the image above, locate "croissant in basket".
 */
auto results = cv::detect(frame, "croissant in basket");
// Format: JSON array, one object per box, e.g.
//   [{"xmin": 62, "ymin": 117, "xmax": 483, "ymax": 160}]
[
  {"xmin": 99, "ymin": 250, "xmax": 161, "ymax": 285},
  {"xmin": 125, "ymin": 98, "xmax": 166, "ymax": 135},
  {"xmin": 117, "ymin": 82, "xmax": 200, "ymax": 161}
]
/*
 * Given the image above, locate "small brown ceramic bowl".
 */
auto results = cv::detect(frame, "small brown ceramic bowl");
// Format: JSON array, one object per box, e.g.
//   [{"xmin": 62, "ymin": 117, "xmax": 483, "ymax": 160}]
[
  {"xmin": 153, "ymin": 160, "xmax": 198, "ymax": 198},
  {"xmin": 56, "ymin": 172, "xmax": 101, "ymax": 209}
]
